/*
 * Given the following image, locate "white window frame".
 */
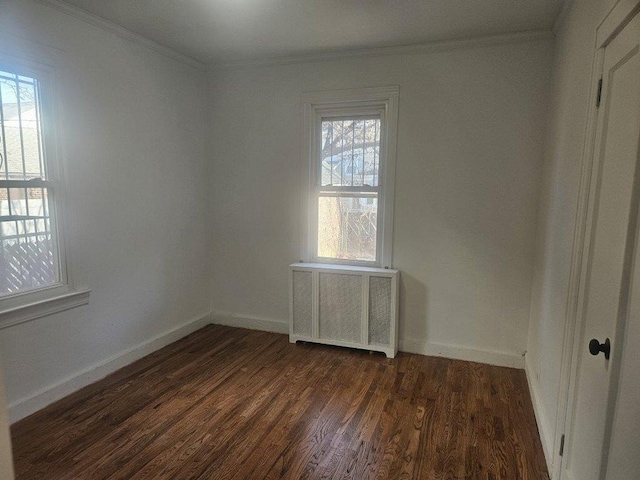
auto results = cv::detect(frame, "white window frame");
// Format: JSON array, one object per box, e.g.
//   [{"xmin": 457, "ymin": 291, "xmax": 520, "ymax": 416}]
[
  {"xmin": 0, "ymin": 34, "xmax": 89, "ymax": 329},
  {"xmin": 301, "ymin": 86, "xmax": 399, "ymax": 268}
]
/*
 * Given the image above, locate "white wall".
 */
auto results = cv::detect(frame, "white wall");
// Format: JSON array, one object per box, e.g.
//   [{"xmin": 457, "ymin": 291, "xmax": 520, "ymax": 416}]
[
  {"xmin": 0, "ymin": 360, "xmax": 14, "ymax": 480},
  {"xmin": 208, "ymin": 38, "xmax": 554, "ymax": 366},
  {"xmin": 0, "ymin": 0, "xmax": 210, "ymax": 421},
  {"xmin": 526, "ymin": 0, "xmax": 611, "ymax": 469}
]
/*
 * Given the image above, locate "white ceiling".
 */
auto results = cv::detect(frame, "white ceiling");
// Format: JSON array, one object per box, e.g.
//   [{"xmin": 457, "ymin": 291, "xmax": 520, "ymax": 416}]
[{"xmin": 58, "ymin": 0, "xmax": 564, "ymax": 64}]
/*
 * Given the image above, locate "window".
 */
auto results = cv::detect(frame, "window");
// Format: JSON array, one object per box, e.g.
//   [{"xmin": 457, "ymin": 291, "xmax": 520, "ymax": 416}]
[
  {"xmin": 0, "ymin": 68, "xmax": 60, "ymax": 297},
  {"xmin": 302, "ymin": 87, "xmax": 399, "ymax": 267},
  {"xmin": 0, "ymin": 45, "xmax": 88, "ymax": 327}
]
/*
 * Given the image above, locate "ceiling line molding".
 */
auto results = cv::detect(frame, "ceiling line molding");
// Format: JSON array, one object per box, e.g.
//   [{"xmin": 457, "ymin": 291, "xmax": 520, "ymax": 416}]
[
  {"xmin": 552, "ymin": 0, "xmax": 575, "ymax": 35},
  {"xmin": 209, "ymin": 29, "xmax": 555, "ymax": 71},
  {"xmin": 32, "ymin": 0, "xmax": 207, "ymax": 72}
]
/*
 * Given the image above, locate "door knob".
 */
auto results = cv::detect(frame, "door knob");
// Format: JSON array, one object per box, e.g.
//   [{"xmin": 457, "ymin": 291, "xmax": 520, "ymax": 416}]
[{"xmin": 589, "ymin": 338, "xmax": 611, "ymax": 360}]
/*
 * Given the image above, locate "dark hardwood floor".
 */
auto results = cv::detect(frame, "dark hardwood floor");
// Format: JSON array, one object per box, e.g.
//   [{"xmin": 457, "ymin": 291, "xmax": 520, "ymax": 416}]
[{"xmin": 11, "ymin": 325, "xmax": 548, "ymax": 479}]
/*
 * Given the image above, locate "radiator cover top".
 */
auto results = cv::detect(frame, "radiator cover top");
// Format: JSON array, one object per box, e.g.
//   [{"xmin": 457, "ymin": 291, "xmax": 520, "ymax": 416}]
[{"xmin": 289, "ymin": 263, "xmax": 399, "ymax": 358}]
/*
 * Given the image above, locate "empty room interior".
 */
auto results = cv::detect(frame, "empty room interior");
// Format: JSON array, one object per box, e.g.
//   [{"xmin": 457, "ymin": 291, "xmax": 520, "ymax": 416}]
[{"xmin": 0, "ymin": 0, "xmax": 639, "ymax": 478}]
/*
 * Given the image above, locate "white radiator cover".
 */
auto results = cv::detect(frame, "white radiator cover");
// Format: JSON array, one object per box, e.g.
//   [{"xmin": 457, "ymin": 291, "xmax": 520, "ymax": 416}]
[{"xmin": 289, "ymin": 263, "xmax": 399, "ymax": 358}]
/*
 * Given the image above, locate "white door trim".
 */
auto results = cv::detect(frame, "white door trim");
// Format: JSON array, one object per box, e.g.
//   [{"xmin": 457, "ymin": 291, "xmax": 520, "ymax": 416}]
[
  {"xmin": 554, "ymin": 1, "xmax": 640, "ymax": 479},
  {"xmin": 597, "ymin": 0, "xmax": 640, "ymax": 48}
]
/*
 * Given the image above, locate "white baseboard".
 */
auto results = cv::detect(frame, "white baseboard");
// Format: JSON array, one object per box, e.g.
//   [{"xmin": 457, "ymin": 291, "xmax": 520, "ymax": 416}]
[
  {"xmin": 524, "ymin": 353, "xmax": 554, "ymax": 474},
  {"xmin": 210, "ymin": 311, "xmax": 524, "ymax": 369},
  {"xmin": 399, "ymin": 338, "xmax": 525, "ymax": 369},
  {"xmin": 8, "ymin": 312, "xmax": 212, "ymax": 424},
  {"xmin": 210, "ymin": 311, "xmax": 289, "ymax": 334}
]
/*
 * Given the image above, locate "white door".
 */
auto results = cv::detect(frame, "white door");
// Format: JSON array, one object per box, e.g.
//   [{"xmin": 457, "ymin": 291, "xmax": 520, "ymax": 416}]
[{"xmin": 561, "ymin": 11, "xmax": 640, "ymax": 480}]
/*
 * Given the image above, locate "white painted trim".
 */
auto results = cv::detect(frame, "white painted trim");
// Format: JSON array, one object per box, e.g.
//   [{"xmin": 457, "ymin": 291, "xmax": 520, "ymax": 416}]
[
  {"xmin": 399, "ymin": 338, "xmax": 525, "ymax": 369},
  {"xmin": 31, "ymin": 0, "xmax": 207, "ymax": 72},
  {"xmin": 0, "ymin": 39, "xmax": 89, "ymax": 317},
  {"xmin": 300, "ymin": 86, "xmax": 399, "ymax": 269},
  {"xmin": 361, "ymin": 274, "xmax": 370, "ymax": 346},
  {"xmin": 525, "ymin": 354, "xmax": 555, "ymax": 473},
  {"xmin": 289, "ymin": 264, "xmax": 399, "ymax": 358},
  {"xmin": 290, "ymin": 262, "xmax": 398, "ymax": 275},
  {"xmin": 8, "ymin": 312, "xmax": 212, "ymax": 423},
  {"xmin": 212, "ymin": 311, "xmax": 524, "ymax": 367},
  {"xmin": 0, "ymin": 31, "xmax": 65, "ymax": 68},
  {"xmin": 211, "ymin": 30, "xmax": 554, "ymax": 71},
  {"xmin": 554, "ymin": 5, "xmax": 640, "ymax": 478},
  {"xmin": 210, "ymin": 311, "xmax": 289, "ymax": 334},
  {"xmin": 23, "ymin": 1, "xmax": 553, "ymax": 72},
  {"xmin": 0, "ymin": 289, "xmax": 90, "ymax": 330},
  {"xmin": 301, "ymin": 86, "xmax": 401, "ymax": 106},
  {"xmin": 552, "ymin": 48, "xmax": 605, "ymax": 480},
  {"xmin": 596, "ymin": 0, "xmax": 640, "ymax": 47},
  {"xmin": 312, "ymin": 271, "xmax": 319, "ymax": 338}
]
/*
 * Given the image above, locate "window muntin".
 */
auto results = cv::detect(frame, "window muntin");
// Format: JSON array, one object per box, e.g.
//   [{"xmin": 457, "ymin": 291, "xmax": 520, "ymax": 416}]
[
  {"xmin": 320, "ymin": 117, "xmax": 380, "ymax": 188},
  {"xmin": 314, "ymin": 113, "xmax": 384, "ymax": 264},
  {"xmin": 0, "ymin": 68, "xmax": 61, "ymax": 298}
]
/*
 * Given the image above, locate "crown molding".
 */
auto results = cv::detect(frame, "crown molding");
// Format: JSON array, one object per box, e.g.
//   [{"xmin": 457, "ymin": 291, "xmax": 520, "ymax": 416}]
[
  {"xmin": 209, "ymin": 29, "xmax": 555, "ymax": 72},
  {"xmin": 26, "ymin": 1, "xmax": 554, "ymax": 74},
  {"xmin": 0, "ymin": 28, "xmax": 66, "ymax": 68},
  {"xmin": 32, "ymin": 0, "xmax": 207, "ymax": 72}
]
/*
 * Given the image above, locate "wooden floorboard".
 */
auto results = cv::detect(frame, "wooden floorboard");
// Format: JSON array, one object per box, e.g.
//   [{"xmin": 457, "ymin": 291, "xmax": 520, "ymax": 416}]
[{"xmin": 11, "ymin": 325, "xmax": 549, "ymax": 479}]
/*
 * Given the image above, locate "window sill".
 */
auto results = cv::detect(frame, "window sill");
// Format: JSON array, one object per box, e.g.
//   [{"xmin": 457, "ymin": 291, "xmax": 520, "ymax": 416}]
[
  {"xmin": 311, "ymin": 257, "xmax": 386, "ymax": 269},
  {"xmin": 291, "ymin": 262, "xmax": 399, "ymax": 275},
  {"xmin": 0, "ymin": 289, "xmax": 91, "ymax": 330}
]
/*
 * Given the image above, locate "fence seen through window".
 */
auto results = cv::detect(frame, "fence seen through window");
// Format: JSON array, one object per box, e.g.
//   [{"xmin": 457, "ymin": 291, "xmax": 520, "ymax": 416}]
[
  {"xmin": 0, "ymin": 69, "xmax": 58, "ymax": 297},
  {"xmin": 317, "ymin": 117, "xmax": 381, "ymax": 262}
]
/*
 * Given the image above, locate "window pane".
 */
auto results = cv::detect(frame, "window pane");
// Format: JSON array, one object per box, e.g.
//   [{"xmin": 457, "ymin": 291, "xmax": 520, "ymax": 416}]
[
  {"xmin": 0, "ymin": 70, "xmax": 46, "ymax": 180},
  {"xmin": 0, "ymin": 186, "xmax": 58, "ymax": 297},
  {"xmin": 320, "ymin": 118, "xmax": 380, "ymax": 187},
  {"xmin": 318, "ymin": 195, "xmax": 377, "ymax": 262}
]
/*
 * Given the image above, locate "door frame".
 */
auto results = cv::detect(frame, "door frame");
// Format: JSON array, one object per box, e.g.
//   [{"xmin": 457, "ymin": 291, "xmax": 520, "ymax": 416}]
[{"xmin": 553, "ymin": 1, "xmax": 640, "ymax": 479}]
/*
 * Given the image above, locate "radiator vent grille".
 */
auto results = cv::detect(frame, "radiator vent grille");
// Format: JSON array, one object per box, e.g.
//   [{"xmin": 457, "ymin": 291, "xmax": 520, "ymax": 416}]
[
  {"xmin": 289, "ymin": 263, "xmax": 399, "ymax": 358},
  {"xmin": 369, "ymin": 276, "xmax": 392, "ymax": 346},
  {"xmin": 319, "ymin": 273, "xmax": 362, "ymax": 343},
  {"xmin": 292, "ymin": 270, "xmax": 313, "ymax": 336}
]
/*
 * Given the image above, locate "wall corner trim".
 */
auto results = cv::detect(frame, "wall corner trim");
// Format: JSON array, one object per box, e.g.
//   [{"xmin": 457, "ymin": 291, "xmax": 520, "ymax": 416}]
[
  {"xmin": 524, "ymin": 353, "xmax": 555, "ymax": 474},
  {"xmin": 32, "ymin": 0, "xmax": 207, "ymax": 72},
  {"xmin": 8, "ymin": 312, "xmax": 212, "ymax": 424}
]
